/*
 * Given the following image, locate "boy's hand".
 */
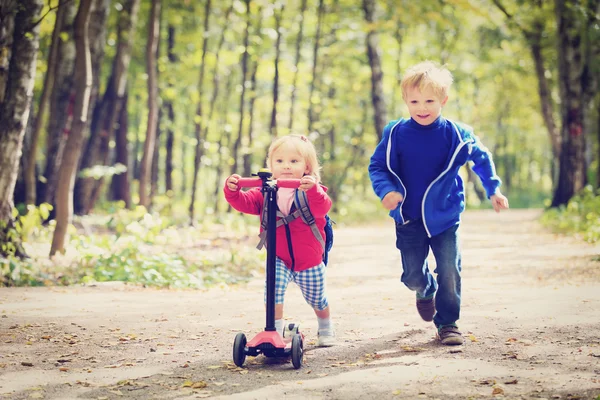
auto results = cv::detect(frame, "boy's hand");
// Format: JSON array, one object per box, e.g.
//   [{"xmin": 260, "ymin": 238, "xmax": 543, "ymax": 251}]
[
  {"xmin": 298, "ymin": 175, "xmax": 316, "ymax": 192},
  {"xmin": 226, "ymin": 174, "xmax": 241, "ymax": 191},
  {"xmin": 382, "ymin": 191, "xmax": 404, "ymax": 210},
  {"xmin": 490, "ymin": 192, "xmax": 509, "ymax": 213}
]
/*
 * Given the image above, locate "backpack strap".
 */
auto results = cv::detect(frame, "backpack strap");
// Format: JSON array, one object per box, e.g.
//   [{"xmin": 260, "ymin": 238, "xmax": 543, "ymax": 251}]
[
  {"xmin": 294, "ymin": 190, "xmax": 325, "ymax": 250},
  {"xmin": 256, "ymin": 189, "xmax": 325, "ymax": 251},
  {"xmin": 256, "ymin": 192, "xmax": 302, "ymax": 250}
]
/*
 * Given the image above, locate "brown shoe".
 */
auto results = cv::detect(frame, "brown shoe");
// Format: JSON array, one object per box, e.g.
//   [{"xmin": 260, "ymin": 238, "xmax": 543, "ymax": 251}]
[
  {"xmin": 416, "ymin": 295, "xmax": 435, "ymax": 322},
  {"xmin": 437, "ymin": 325, "xmax": 464, "ymax": 345}
]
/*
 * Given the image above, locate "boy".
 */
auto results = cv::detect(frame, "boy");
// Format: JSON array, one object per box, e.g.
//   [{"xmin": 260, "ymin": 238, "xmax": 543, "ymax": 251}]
[{"xmin": 368, "ymin": 61, "xmax": 509, "ymax": 345}]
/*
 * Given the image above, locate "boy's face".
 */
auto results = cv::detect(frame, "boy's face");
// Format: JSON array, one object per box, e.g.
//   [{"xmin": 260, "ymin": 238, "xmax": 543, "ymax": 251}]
[
  {"xmin": 404, "ymin": 85, "xmax": 448, "ymax": 126},
  {"xmin": 270, "ymin": 143, "xmax": 309, "ymax": 180}
]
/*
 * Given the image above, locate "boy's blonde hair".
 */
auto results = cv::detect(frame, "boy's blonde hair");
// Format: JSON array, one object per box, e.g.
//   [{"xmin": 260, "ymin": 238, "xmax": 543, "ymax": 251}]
[
  {"xmin": 267, "ymin": 134, "xmax": 322, "ymax": 183},
  {"xmin": 401, "ymin": 61, "xmax": 454, "ymax": 101}
]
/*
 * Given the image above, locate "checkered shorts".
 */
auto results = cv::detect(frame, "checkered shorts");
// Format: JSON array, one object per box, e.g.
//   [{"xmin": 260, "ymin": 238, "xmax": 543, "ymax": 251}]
[{"xmin": 264, "ymin": 258, "xmax": 329, "ymax": 311}]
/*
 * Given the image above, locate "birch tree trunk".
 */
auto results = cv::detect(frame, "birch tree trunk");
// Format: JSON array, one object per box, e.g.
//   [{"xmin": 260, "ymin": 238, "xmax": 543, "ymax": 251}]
[
  {"xmin": 49, "ymin": 0, "xmax": 93, "ymax": 256},
  {"xmin": 0, "ymin": 0, "xmax": 43, "ymax": 257},
  {"xmin": 139, "ymin": 0, "xmax": 161, "ymax": 208}
]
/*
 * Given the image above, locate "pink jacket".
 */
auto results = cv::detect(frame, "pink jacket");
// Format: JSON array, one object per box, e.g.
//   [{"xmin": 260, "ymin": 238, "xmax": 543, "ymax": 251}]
[{"xmin": 224, "ymin": 182, "xmax": 332, "ymax": 271}]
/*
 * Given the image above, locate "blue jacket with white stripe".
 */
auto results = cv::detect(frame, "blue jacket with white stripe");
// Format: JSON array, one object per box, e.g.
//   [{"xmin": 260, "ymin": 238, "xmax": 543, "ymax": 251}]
[{"xmin": 368, "ymin": 116, "xmax": 502, "ymax": 237}]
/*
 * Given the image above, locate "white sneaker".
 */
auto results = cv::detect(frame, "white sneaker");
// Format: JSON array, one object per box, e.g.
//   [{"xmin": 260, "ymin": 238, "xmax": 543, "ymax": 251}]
[{"xmin": 317, "ymin": 329, "xmax": 336, "ymax": 347}]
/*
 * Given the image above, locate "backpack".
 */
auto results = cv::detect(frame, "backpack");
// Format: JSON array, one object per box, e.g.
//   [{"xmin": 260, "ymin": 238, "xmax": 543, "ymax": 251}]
[{"xmin": 257, "ymin": 189, "xmax": 334, "ymax": 266}]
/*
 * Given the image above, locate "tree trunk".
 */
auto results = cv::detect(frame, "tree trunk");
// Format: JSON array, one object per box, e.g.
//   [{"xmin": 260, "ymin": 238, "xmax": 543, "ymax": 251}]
[
  {"xmin": 151, "ymin": 108, "xmax": 162, "ymax": 201},
  {"xmin": 213, "ymin": 72, "xmax": 235, "ymax": 213},
  {"xmin": 362, "ymin": 0, "xmax": 387, "ymax": 141},
  {"xmin": 188, "ymin": 0, "xmax": 212, "ymax": 223},
  {"xmin": 40, "ymin": 0, "xmax": 77, "ymax": 206},
  {"xmin": 75, "ymin": 0, "xmax": 139, "ymax": 214},
  {"xmin": 25, "ymin": 0, "xmax": 66, "ymax": 206},
  {"xmin": 551, "ymin": 0, "xmax": 593, "ymax": 207},
  {"xmin": 109, "ymin": 90, "xmax": 131, "ymax": 207},
  {"xmin": 164, "ymin": 24, "xmax": 177, "ymax": 193},
  {"xmin": 49, "ymin": 0, "xmax": 93, "ymax": 256},
  {"xmin": 230, "ymin": 0, "xmax": 251, "ymax": 176},
  {"xmin": 597, "ymin": 95, "xmax": 600, "ymax": 189},
  {"xmin": 307, "ymin": 0, "xmax": 324, "ymax": 134},
  {"xmin": 288, "ymin": 0, "xmax": 307, "ymax": 132},
  {"xmin": 0, "ymin": 0, "xmax": 43, "ymax": 258},
  {"xmin": 269, "ymin": 4, "xmax": 283, "ymax": 138},
  {"xmin": 244, "ymin": 61, "xmax": 259, "ymax": 177},
  {"xmin": 245, "ymin": 6, "xmax": 263, "ymax": 175},
  {"xmin": 203, "ymin": 2, "xmax": 234, "ymax": 193},
  {"xmin": 139, "ymin": 0, "xmax": 161, "ymax": 208}
]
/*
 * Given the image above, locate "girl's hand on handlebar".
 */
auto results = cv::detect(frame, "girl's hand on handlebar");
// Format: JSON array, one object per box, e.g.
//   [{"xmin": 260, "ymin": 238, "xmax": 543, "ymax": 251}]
[
  {"xmin": 298, "ymin": 175, "xmax": 316, "ymax": 192},
  {"xmin": 226, "ymin": 174, "xmax": 241, "ymax": 191}
]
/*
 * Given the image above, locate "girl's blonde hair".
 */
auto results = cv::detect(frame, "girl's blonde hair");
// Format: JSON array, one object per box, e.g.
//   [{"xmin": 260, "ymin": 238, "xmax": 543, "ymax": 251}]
[
  {"xmin": 267, "ymin": 134, "xmax": 322, "ymax": 183},
  {"xmin": 400, "ymin": 61, "xmax": 454, "ymax": 100}
]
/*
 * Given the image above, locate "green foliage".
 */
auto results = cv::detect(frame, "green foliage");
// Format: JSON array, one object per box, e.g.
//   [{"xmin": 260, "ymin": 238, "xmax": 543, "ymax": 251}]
[
  {"xmin": 2, "ymin": 206, "xmax": 262, "ymax": 289},
  {"xmin": 541, "ymin": 186, "xmax": 600, "ymax": 243}
]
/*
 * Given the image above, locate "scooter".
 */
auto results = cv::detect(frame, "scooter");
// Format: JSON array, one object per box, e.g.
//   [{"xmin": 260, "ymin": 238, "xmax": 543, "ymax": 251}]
[{"xmin": 232, "ymin": 169, "xmax": 304, "ymax": 369}]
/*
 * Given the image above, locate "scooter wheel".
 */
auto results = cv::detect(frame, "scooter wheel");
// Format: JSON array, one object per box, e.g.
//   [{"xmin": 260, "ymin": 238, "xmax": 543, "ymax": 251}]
[
  {"xmin": 233, "ymin": 333, "xmax": 247, "ymax": 367},
  {"xmin": 291, "ymin": 333, "xmax": 303, "ymax": 369}
]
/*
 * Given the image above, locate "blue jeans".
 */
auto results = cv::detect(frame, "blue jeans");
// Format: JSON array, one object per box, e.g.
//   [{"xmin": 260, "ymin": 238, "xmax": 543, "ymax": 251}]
[{"xmin": 395, "ymin": 219, "xmax": 461, "ymax": 327}]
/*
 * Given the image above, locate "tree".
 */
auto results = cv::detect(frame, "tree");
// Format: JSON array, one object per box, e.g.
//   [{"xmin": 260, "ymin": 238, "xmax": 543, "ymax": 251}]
[
  {"xmin": 50, "ymin": 0, "xmax": 94, "ymax": 256},
  {"xmin": 189, "ymin": 0, "xmax": 211, "ymax": 223},
  {"xmin": 25, "ymin": 0, "xmax": 66, "ymax": 206},
  {"xmin": 76, "ymin": 0, "xmax": 141, "ymax": 214},
  {"xmin": 139, "ymin": 0, "xmax": 161, "ymax": 208},
  {"xmin": 362, "ymin": 0, "xmax": 387, "ymax": 141},
  {"xmin": 551, "ymin": 0, "xmax": 599, "ymax": 207},
  {"xmin": 0, "ymin": 0, "xmax": 43, "ymax": 257},
  {"xmin": 288, "ymin": 0, "xmax": 307, "ymax": 132}
]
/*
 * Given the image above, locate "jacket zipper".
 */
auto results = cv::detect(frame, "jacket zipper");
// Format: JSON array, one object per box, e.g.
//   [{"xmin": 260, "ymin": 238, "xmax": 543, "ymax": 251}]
[{"xmin": 421, "ymin": 122, "xmax": 470, "ymax": 237}]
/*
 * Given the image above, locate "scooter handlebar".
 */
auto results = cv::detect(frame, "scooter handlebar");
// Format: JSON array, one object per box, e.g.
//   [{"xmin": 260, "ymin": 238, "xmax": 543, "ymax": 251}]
[
  {"xmin": 236, "ymin": 178, "xmax": 262, "ymax": 188},
  {"xmin": 275, "ymin": 179, "xmax": 301, "ymax": 188},
  {"xmin": 236, "ymin": 177, "xmax": 301, "ymax": 188}
]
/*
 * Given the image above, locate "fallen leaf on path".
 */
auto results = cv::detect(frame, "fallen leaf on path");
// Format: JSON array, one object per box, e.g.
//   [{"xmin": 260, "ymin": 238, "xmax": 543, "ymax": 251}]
[
  {"xmin": 183, "ymin": 380, "xmax": 207, "ymax": 388},
  {"xmin": 401, "ymin": 346, "xmax": 424, "ymax": 352},
  {"xmin": 468, "ymin": 334, "xmax": 478, "ymax": 342},
  {"xmin": 504, "ymin": 379, "xmax": 518, "ymax": 384},
  {"xmin": 492, "ymin": 387, "xmax": 504, "ymax": 395}
]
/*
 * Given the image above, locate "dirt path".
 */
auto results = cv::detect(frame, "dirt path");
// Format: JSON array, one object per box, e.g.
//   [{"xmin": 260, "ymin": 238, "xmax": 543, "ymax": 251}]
[{"xmin": 1, "ymin": 209, "xmax": 599, "ymax": 400}]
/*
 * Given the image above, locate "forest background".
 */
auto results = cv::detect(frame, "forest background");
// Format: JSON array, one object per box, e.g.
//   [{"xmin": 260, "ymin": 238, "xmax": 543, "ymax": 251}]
[{"xmin": 0, "ymin": 0, "xmax": 599, "ymax": 288}]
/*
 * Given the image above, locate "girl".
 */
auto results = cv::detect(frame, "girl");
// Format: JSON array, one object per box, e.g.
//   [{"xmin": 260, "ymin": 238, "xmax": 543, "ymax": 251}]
[{"xmin": 224, "ymin": 134, "xmax": 335, "ymax": 347}]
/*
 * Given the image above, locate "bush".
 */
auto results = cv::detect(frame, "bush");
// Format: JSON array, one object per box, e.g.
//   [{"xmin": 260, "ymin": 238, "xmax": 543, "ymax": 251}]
[{"xmin": 541, "ymin": 185, "xmax": 600, "ymax": 243}]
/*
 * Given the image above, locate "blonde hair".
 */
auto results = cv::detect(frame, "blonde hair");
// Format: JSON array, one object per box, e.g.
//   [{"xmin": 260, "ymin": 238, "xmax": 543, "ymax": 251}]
[
  {"xmin": 401, "ymin": 61, "xmax": 453, "ymax": 101},
  {"xmin": 267, "ymin": 134, "xmax": 322, "ymax": 183}
]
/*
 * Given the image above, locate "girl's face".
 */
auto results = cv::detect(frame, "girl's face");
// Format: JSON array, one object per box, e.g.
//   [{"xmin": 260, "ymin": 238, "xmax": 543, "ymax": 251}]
[
  {"xmin": 270, "ymin": 143, "xmax": 309, "ymax": 180},
  {"xmin": 404, "ymin": 85, "xmax": 448, "ymax": 126}
]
